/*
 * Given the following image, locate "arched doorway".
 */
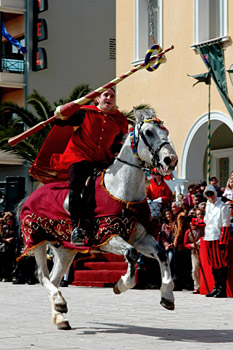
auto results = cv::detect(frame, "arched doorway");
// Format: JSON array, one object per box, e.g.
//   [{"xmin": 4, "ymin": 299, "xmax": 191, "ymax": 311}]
[{"xmin": 180, "ymin": 111, "xmax": 233, "ymax": 186}]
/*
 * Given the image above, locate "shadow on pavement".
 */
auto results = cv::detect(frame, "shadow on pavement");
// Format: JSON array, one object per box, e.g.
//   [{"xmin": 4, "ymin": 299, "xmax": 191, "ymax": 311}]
[{"xmin": 77, "ymin": 322, "xmax": 233, "ymax": 343}]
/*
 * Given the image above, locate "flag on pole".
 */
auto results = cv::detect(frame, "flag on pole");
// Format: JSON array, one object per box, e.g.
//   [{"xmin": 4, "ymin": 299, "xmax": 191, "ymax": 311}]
[
  {"xmin": 197, "ymin": 43, "xmax": 233, "ymax": 120},
  {"xmin": 1, "ymin": 20, "xmax": 26, "ymax": 54},
  {"xmin": 187, "ymin": 71, "xmax": 211, "ymax": 87}
]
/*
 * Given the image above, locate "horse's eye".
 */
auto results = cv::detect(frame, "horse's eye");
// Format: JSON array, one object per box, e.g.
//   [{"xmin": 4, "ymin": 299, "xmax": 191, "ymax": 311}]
[{"xmin": 145, "ymin": 129, "xmax": 153, "ymax": 137}]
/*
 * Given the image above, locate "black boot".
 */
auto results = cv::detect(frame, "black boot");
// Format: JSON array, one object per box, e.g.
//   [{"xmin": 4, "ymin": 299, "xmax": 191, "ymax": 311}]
[
  {"xmin": 205, "ymin": 269, "xmax": 219, "ymax": 297},
  {"xmin": 214, "ymin": 267, "xmax": 228, "ymax": 298},
  {"xmin": 69, "ymin": 190, "xmax": 86, "ymax": 246}
]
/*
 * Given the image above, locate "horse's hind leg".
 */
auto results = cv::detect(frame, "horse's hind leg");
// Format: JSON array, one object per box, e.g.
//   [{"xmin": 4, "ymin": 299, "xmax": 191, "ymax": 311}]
[
  {"xmin": 100, "ymin": 236, "xmax": 138, "ymax": 294},
  {"xmin": 132, "ymin": 229, "xmax": 175, "ymax": 311},
  {"xmin": 33, "ymin": 243, "xmax": 72, "ymax": 330}
]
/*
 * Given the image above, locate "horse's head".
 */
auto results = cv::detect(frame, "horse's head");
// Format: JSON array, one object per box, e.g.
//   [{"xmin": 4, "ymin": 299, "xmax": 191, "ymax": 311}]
[{"xmin": 132, "ymin": 108, "xmax": 178, "ymax": 176}]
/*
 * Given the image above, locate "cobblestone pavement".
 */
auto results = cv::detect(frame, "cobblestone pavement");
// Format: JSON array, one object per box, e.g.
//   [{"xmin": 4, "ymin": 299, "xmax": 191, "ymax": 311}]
[{"xmin": 0, "ymin": 282, "xmax": 233, "ymax": 349}]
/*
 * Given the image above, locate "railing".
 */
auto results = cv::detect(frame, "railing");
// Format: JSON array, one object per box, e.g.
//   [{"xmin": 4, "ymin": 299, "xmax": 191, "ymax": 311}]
[{"xmin": 1, "ymin": 57, "xmax": 24, "ymax": 73}]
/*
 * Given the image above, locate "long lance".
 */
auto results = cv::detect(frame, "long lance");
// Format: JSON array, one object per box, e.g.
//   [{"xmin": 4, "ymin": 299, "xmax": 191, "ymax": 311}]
[
  {"xmin": 188, "ymin": 223, "xmax": 210, "ymax": 294},
  {"xmin": 8, "ymin": 45, "xmax": 174, "ymax": 147}
]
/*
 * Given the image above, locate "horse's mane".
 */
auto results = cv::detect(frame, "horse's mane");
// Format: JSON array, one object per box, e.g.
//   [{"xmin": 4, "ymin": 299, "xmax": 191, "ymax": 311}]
[{"xmin": 133, "ymin": 108, "xmax": 156, "ymax": 122}]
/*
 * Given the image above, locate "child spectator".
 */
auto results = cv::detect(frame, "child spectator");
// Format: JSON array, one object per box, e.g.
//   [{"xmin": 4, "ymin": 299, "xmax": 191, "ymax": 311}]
[{"xmin": 184, "ymin": 218, "xmax": 204, "ymax": 294}]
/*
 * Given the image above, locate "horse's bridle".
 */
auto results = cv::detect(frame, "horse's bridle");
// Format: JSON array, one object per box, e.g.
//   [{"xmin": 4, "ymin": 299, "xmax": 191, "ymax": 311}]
[
  {"xmin": 117, "ymin": 119, "xmax": 170, "ymax": 172},
  {"xmin": 136, "ymin": 121, "xmax": 169, "ymax": 167}
]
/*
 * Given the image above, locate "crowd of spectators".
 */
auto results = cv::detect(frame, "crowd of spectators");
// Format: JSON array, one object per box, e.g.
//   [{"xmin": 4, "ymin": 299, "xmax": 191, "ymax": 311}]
[
  {"xmin": 137, "ymin": 171, "xmax": 233, "ymax": 294},
  {"xmin": 0, "ymin": 210, "xmax": 38, "ymax": 285}
]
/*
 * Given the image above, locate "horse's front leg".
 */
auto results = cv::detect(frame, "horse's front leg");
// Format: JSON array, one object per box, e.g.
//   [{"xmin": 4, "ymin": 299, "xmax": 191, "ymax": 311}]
[
  {"xmin": 131, "ymin": 225, "xmax": 175, "ymax": 310},
  {"xmin": 34, "ymin": 243, "xmax": 74, "ymax": 330},
  {"xmin": 100, "ymin": 236, "xmax": 138, "ymax": 294}
]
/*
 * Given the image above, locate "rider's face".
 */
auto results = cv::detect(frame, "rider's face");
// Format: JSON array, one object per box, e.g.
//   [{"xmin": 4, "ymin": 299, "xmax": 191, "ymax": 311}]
[{"xmin": 96, "ymin": 89, "xmax": 115, "ymax": 113}]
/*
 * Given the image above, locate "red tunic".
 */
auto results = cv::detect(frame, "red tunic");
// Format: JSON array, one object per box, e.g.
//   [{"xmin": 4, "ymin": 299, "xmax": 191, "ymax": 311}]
[
  {"xmin": 51, "ymin": 105, "xmax": 128, "ymax": 172},
  {"xmin": 147, "ymin": 179, "xmax": 173, "ymax": 205},
  {"xmin": 29, "ymin": 105, "xmax": 128, "ymax": 183}
]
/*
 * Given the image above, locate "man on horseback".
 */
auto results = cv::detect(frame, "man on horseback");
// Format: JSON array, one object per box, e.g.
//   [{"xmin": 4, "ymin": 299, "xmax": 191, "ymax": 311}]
[{"xmin": 47, "ymin": 88, "xmax": 128, "ymax": 245}]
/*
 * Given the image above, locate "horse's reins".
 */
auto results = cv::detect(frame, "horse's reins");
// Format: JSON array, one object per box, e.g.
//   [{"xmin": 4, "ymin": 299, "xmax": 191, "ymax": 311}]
[
  {"xmin": 116, "ymin": 119, "xmax": 169, "ymax": 172},
  {"xmin": 116, "ymin": 157, "xmax": 151, "ymax": 173}
]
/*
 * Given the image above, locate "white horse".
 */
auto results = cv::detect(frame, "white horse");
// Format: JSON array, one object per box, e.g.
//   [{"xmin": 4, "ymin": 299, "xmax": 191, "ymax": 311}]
[{"xmin": 18, "ymin": 108, "xmax": 178, "ymax": 330}]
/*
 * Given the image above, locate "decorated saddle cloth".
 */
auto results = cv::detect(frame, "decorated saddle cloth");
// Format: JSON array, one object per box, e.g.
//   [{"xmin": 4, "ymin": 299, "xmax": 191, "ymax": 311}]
[{"xmin": 19, "ymin": 173, "xmax": 152, "ymax": 259}]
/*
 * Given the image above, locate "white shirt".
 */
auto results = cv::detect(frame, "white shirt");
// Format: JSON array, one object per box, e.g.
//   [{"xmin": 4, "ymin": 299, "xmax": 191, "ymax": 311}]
[
  {"xmin": 222, "ymin": 188, "xmax": 233, "ymax": 201},
  {"xmin": 204, "ymin": 197, "xmax": 230, "ymax": 241}
]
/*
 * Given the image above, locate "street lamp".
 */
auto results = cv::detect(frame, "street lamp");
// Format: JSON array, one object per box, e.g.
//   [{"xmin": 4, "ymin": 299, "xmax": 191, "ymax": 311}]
[{"xmin": 227, "ymin": 64, "xmax": 233, "ymax": 86}]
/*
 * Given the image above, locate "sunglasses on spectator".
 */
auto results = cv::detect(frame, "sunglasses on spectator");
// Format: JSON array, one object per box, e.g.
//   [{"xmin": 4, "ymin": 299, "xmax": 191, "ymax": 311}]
[{"xmin": 205, "ymin": 191, "xmax": 214, "ymax": 197}]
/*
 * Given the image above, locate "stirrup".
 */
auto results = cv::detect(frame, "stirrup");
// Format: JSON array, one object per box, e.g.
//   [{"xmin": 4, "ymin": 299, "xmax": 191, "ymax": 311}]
[{"xmin": 71, "ymin": 227, "xmax": 85, "ymax": 246}]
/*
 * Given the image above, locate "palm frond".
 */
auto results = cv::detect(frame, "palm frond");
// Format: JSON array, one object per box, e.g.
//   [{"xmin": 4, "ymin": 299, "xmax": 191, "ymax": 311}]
[
  {"xmin": 54, "ymin": 84, "xmax": 92, "ymax": 107},
  {"xmin": 54, "ymin": 98, "xmax": 67, "ymax": 107},
  {"xmin": 68, "ymin": 84, "xmax": 92, "ymax": 102},
  {"xmin": 0, "ymin": 136, "xmax": 39, "ymax": 163},
  {"xmin": 0, "ymin": 102, "xmax": 37, "ymax": 127},
  {"xmin": 27, "ymin": 90, "xmax": 52, "ymax": 121}
]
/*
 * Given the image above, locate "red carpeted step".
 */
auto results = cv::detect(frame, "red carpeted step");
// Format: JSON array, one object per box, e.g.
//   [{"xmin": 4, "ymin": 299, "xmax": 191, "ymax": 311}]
[
  {"xmin": 73, "ymin": 269, "xmax": 124, "ymax": 284},
  {"xmin": 83, "ymin": 261, "xmax": 127, "ymax": 271},
  {"xmin": 72, "ymin": 253, "xmax": 128, "ymax": 287},
  {"xmin": 72, "ymin": 281, "xmax": 114, "ymax": 287},
  {"xmin": 92, "ymin": 253, "xmax": 125, "ymax": 262}
]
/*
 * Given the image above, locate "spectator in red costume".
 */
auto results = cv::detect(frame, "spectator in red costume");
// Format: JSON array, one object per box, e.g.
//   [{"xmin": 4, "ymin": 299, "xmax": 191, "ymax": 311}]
[
  {"xmin": 195, "ymin": 208, "xmax": 205, "ymax": 233},
  {"xmin": 147, "ymin": 170, "xmax": 173, "ymax": 208},
  {"xmin": 51, "ymin": 88, "xmax": 128, "ymax": 245},
  {"xmin": 183, "ymin": 184, "xmax": 196, "ymax": 210}
]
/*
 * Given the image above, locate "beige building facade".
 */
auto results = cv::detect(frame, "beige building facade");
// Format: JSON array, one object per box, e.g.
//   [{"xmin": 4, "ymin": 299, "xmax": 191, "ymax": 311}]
[{"xmin": 116, "ymin": 0, "xmax": 233, "ymax": 189}]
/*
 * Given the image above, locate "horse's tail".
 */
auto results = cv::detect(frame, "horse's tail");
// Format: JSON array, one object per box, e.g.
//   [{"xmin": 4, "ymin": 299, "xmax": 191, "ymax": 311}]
[{"xmin": 15, "ymin": 197, "xmax": 28, "ymax": 224}]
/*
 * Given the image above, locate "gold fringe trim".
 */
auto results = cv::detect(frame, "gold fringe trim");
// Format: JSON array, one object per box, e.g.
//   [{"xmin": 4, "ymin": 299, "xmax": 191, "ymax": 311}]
[{"xmin": 17, "ymin": 240, "xmax": 93, "ymax": 261}]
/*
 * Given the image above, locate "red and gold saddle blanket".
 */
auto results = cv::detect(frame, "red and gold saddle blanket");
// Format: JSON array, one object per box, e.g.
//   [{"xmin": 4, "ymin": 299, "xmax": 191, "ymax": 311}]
[{"xmin": 19, "ymin": 172, "xmax": 152, "ymax": 260}]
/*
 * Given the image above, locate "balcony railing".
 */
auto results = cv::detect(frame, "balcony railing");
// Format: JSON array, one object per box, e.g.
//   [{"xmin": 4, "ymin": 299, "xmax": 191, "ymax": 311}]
[{"xmin": 1, "ymin": 57, "xmax": 24, "ymax": 73}]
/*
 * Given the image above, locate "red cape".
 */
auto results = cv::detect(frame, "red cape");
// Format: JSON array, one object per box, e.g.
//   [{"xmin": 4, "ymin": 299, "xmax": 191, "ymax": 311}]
[{"xmin": 29, "ymin": 124, "xmax": 73, "ymax": 183}]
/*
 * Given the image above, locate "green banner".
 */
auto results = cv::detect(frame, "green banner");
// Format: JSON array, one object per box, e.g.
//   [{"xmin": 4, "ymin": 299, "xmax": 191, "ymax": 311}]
[{"xmin": 198, "ymin": 43, "xmax": 233, "ymax": 120}]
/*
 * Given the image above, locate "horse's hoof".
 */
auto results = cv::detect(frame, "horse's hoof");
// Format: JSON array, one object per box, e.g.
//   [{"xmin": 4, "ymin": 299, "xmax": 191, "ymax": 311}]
[
  {"xmin": 160, "ymin": 298, "xmax": 175, "ymax": 310},
  {"xmin": 113, "ymin": 284, "xmax": 121, "ymax": 295},
  {"xmin": 54, "ymin": 304, "xmax": 68, "ymax": 313},
  {"xmin": 57, "ymin": 321, "xmax": 71, "ymax": 330}
]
